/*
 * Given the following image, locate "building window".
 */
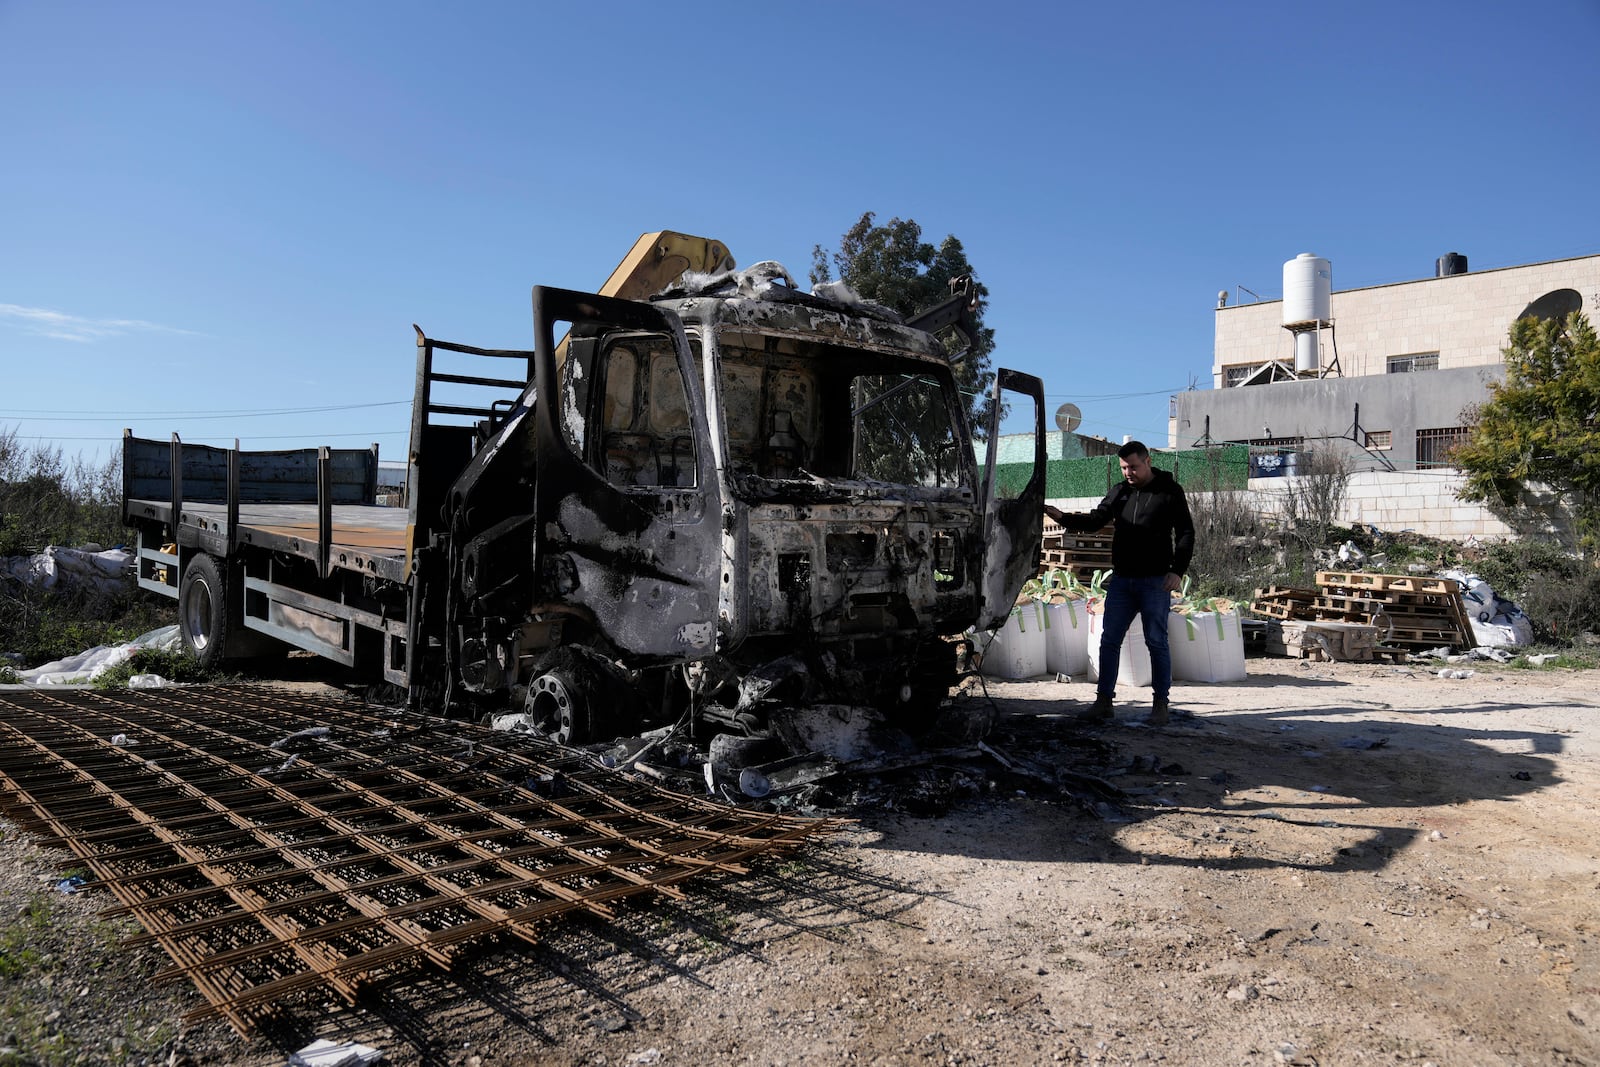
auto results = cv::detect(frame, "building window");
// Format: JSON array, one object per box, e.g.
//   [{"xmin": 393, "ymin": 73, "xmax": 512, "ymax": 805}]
[
  {"xmin": 1387, "ymin": 352, "xmax": 1439, "ymax": 373},
  {"xmin": 1364, "ymin": 430, "xmax": 1392, "ymax": 450},
  {"xmin": 1223, "ymin": 363, "xmax": 1261, "ymax": 388},
  {"xmin": 1416, "ymin": 426, "xmax": 1467, "ymax": 469}
]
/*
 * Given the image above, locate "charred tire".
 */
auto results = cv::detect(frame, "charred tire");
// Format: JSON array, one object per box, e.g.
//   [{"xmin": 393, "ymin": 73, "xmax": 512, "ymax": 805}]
[
  {"xmin": 905, "ymin": 640, "xmax": 959, "ymax": 709},
  {"xmin": 178, "ymin": 553, "xmax": 231, "ymax": 670},
  {"xmin": 525, "ymin": 670, "xmax": 594, "ymax": 747}
]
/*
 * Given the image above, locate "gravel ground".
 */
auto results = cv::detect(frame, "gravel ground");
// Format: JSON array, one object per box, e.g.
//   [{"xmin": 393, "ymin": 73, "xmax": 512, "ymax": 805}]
[{"xmin": 3, "ymin": 657, "xmax": 1599, "ymax": 1066}]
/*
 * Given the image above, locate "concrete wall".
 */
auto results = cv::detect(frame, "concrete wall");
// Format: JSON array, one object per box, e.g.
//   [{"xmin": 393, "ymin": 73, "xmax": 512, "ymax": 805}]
[
  {"xmin": 1172, "ymin": 365, "xmax": 1501, "ymax": 471},
  {"xmin": 1048, "ymin": 470, "xmax": 1573, "ymax": 544}
]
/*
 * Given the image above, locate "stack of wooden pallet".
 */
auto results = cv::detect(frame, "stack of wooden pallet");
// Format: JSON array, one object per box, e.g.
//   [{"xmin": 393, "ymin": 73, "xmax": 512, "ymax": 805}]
[
  {"xmin": 1265, "ymin": 619, "xmax": 1382, "ymax": 661},
  {"xmin": 1313, "ymin": 571, "xmax": 1475, "ymax": 650},
  {"xmin": 1249, "ymin": 572, "xmax": 1474, "ymax": 656},
  {"xmin": 1250, "ymin": 586, "xmax": 1318, "ymax": 621},
  {"xmin": 1038, "ymin": 522, "xmax": 1114, "ymax": 584}
]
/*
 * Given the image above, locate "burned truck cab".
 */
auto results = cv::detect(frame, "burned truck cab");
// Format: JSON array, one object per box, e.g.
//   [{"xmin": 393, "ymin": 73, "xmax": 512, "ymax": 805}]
[{"xmin": 480, "ymin": 261, "xmax": 1046, "ymax": 741}]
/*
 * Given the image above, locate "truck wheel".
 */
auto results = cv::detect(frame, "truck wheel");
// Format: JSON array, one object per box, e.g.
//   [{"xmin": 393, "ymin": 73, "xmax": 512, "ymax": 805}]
[
  {"xmin": 179, "ymin": 553, "xmax": 231, "ymax": 670},
  {"xmin": 525, "ymin": 669, "xmax": 594, "ymax": 747}
]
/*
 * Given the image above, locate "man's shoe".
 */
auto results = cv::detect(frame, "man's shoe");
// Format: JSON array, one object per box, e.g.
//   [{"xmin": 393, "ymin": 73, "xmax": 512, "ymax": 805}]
[
  {"xmin": 1076, "ymin": 693, "xmax": 1114, "ymax": 723},
  {"xmin": 1146, "ymin": 698, "xmax": 1170, "ymax": 727}
]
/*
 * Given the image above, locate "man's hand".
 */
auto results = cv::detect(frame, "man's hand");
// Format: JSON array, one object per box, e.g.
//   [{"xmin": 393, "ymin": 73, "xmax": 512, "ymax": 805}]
[
  {"xmin": 1163, "ymin": 572, "xmax": 1182, "ymax": 594},
  {"xmin": 1044, "ymin": 504, "xmax": 1067, "ymax": 525}
]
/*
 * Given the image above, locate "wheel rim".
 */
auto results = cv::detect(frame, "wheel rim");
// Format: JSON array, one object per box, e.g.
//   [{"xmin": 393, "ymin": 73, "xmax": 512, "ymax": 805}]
[
  {"xmin": 527, "ymin": 672, "xmax": 579, "ymax": 746},
  {"xmin": 182, "ymin": 578, "xmax": 214, "ymax": 653}
]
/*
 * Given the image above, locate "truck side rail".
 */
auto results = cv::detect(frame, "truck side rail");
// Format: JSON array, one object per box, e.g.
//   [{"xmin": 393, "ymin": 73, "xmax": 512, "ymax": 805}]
[
  {"xmin": 407, "ymin": 330, "xmax": 538, "ymax": 565},
  {"xmin": 122, "ymin": 430, "xmax": 378, "ymax": 509},
  {"xmin": 122, "ymin": 430, "xmax": 383, "ymax": 591}
]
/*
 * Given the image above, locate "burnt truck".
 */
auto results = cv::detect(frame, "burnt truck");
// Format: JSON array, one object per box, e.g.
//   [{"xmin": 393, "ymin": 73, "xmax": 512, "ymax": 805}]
[{"xmin": 122, "ymin": 232, "xmax": 1045, "ymax": 744}]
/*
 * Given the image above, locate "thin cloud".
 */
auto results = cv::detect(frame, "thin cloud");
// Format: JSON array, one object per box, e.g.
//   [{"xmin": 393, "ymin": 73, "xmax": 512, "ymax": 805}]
[{"xmin": 0, "ymin": 303, "xmax": 201, "ymax": 343}]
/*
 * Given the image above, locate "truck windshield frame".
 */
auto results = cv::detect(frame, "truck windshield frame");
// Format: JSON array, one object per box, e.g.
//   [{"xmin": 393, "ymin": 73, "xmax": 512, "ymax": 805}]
[{"xmin": 707, "ymin": 326, "xmax": 974, "ymax": 492}]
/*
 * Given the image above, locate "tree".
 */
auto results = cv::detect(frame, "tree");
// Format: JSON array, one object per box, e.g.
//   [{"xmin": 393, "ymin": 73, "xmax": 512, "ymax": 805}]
[
  {"xmin": 810, "ymin": 213, "xmax": 998, "ymax": 432},
  {"xmin": 1455, "ymin": 311, "xmax": 1600, "ymax": 557}
]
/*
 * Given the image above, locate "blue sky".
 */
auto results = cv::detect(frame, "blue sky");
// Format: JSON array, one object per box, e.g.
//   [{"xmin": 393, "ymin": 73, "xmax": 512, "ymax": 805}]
[{"xmin": 3, "ymin": 0, "xmax": 1596, "ymax": 468}]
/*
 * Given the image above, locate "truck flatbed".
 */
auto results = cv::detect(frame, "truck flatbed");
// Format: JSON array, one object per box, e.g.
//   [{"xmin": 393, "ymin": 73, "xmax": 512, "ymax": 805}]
[{"xmin": 124, "ymin": 498, "xmax": 410, "ymax": 583}]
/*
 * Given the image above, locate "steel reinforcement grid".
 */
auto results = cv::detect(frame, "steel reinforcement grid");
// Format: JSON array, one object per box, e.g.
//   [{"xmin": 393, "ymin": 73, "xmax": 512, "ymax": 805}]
[{"xmin": 0, "ymin": 686, "xmax": 837, "ymax": 1036}]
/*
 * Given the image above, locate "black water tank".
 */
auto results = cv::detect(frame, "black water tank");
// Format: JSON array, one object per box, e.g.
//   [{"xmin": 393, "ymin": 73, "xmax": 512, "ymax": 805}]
[{"xmin": 1436, "ymin": 252, "xmax": 1468, "ymax": 277}]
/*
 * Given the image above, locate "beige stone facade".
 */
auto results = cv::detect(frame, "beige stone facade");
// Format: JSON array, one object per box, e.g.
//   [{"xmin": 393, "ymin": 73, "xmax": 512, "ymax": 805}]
[{"xmin": 1213, "ymin": 254, "xmax": 1600, "ymax": 387}]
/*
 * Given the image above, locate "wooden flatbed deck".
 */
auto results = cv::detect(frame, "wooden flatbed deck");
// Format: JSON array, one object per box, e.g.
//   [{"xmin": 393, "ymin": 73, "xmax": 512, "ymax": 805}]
[{"xmin": 126, "ymin": 498, "xmax": 411, "ymax": 583}]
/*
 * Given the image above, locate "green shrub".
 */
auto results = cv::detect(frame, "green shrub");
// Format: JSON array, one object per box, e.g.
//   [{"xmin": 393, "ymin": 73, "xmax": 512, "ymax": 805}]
[
  {"xmin": 1467, "ymin": 539, "xmax": 1600, "ymax": 644},
  {"xmin": 0, "ymin": 583, "xmax": 172, "ymax": 667},
  {"xmin": 92, "ymin": 647, "xmax": 221, "ymax": 688},
  {"xmin": 1505, "ymin": 649, "xmax": 1600, "ymax": 670},
  {"xmin": 0, "ymin": 428, "xmax": 124, "ymax": 556}
]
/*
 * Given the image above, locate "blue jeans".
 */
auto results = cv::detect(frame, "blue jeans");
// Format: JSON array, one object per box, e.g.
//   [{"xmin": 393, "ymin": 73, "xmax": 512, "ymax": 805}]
[{"xmin": 1097, "ymin": 574, "xmax": 1172, "ymax": 702}]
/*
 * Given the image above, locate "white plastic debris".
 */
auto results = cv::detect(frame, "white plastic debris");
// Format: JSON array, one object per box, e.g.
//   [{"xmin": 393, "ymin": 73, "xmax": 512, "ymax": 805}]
[
  {"xmin": 17, "ymin": 624, "xmax": 181, "ymax": 686},
  {"xmin": 1, "ymin": 545, "xmax": 133, "ymax": 597},
  {"xmin": 270, "ymin": 727, "xmax": 331, "ymax": 749},
  {"xmin": 286, "ymin": 1038, "xmax": 383, "ymax": 1067},
  {"xmin": 1436, "ymin": 668, "xmax": 1476, "ymax": 680},
  {"xmin": 127, "ymin": 674, "xmax": 171, "ymax": 688}
]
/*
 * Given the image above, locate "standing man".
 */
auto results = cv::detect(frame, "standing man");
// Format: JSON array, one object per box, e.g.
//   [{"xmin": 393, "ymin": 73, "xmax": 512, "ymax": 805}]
[{"xmin": 1044, "ymin": 441, "xmax": 1194, "ymax": 726}]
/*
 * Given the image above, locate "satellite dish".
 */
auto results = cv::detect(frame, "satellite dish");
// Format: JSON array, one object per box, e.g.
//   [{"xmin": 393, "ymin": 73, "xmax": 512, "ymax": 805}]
[{"xmin": 1054, "ymin": 402, "xmax": 1083, "ymax": 433}]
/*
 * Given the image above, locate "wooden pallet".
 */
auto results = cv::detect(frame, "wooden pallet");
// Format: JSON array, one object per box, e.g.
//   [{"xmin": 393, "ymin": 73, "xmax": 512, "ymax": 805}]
[
  {"xmin": 1315, "ymin": 571, "xmax": 1474, "ymax": 650},
  {"xmin": 1037, "ymin": 523, "xmax": 1114, "ymax": 584},
  {"xmin": 1250, "ymin": 586, "xmax": 1319, "ymax": 622},
  {"xmin": 1265, "ymin": 620, "xmax": 1379, "ymax": 661},
  {"xmin": 1315, "ymin": 571, "xmax": 1461, "ymax": 595}
]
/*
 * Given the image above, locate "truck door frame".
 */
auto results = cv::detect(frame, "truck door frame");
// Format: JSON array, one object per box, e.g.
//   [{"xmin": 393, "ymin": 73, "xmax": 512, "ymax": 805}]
[
  {"xmin": 977, "ymin": 368, "xmax": 1047, "ymax": 630},
  {"xmin": 530, "ymin": 286, "xmax": 726, "ymax": 659}
]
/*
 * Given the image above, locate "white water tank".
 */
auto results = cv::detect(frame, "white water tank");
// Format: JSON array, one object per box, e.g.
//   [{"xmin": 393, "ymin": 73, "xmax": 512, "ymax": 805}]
[
  {"xmin": 1294, "ymin": 330, "xmax": 1319, "ymax": 373},
  {"xmin": 1283, "ymin": 253, "xmax": 1332, "ymax": 324}
]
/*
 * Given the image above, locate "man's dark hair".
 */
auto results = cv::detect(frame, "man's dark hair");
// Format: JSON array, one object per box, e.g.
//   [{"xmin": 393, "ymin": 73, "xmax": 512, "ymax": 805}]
[{"xmin": 1118, "ymin": 440, "xmax": 1149, "ymax": 460}]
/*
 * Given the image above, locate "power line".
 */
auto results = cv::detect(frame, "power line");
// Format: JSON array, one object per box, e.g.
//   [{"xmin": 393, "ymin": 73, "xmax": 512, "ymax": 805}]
[
  {"xmin": 0, "ymin": 400, "xmax": 411, "ymax": 422},
  {"xmin": 11, "ymin": 430, "xmax": 408, "ymax": 443},
  {"xmin": 1042, "ymin": 386, "xmax": 1184, "ymax": 401}
]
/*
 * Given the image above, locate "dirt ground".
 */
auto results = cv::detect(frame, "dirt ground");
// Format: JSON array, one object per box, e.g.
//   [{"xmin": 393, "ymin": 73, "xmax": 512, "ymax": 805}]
[{"xmin": 4, "ymin": 656, "xmax": 1600, "ymax": 1066}]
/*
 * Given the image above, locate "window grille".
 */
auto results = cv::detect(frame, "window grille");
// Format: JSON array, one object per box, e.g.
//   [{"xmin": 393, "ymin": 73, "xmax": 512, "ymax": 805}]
[
  {"xmin": 1223, "ymin": 364, "xmax": 1259, "ymax": 388},
  {"xmin": 1387, "ymin": 352, "xmax": 1439, "ymax": 373},
  {"xmin": 1416, "ymin": 426, "xmax": 1466, "ymax": 468}
]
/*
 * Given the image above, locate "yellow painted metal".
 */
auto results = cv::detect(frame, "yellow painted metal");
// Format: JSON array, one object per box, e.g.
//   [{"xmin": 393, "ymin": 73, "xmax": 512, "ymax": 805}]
[{"xmin": 598, "ymin": 231, "xmax": 735, "ymax": 300}]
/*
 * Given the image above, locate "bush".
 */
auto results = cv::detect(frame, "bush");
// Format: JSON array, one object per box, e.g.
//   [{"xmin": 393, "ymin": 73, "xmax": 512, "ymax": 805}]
[
  {"xmin": 0, "ymin": 427, "xmax": 172, "ymax": 666},
  {"xmin": 92, "ymin": 648, "xmax": 221, "ymax": 689},
  {"xmin": 1185, "ymin": 489, "xmax": 1271, "ymax": 601},
  {"xmin": 1467, "ymin": 539, "xmax": 1600, "ymax": 644},
  {"xmin": 0, "ymin": 428, "xmax": 124, "ymax": 557},
  {"xmin": 0, "ymin": 582, "xmax": 172, "ymax": 667}
]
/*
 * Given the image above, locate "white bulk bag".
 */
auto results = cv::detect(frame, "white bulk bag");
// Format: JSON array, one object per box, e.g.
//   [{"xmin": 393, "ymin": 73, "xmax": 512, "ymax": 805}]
[
  {"xmin": 977, "ymin": 601, "xmax": 1048, "ymax": 679},
  {"xmin": 1087, "ymin": 606, "xmax": 1153, "ymax": 688},
  {"xmin": 1044, "ymin": 598, "xmax": 1090, "ymax": 676},
  {"xmin": 1172, "ymin": 608, "xmax": 1247, "ymax": 682}
]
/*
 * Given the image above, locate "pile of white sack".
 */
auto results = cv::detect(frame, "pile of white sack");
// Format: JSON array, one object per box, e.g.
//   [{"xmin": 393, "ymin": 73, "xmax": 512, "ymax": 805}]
[
  {"xmin": 1440, "ymin": 569, "xmax": 1534, "ymax": 648},
  {"xmin": 2, "ymin": 544, "xmax": 134, "ymax": 598}
]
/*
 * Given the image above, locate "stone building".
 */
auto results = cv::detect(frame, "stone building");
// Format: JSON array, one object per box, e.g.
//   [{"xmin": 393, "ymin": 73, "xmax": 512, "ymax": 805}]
[{"xmin": 1161, "ymin": 252, "xmax": 1600, "ymax": 539}]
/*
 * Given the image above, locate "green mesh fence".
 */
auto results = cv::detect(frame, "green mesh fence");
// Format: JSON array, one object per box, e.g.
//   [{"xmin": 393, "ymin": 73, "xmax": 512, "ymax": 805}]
[{"xmin": 991, "ymin": 444, "xmax": 1249, "ymax": 499}]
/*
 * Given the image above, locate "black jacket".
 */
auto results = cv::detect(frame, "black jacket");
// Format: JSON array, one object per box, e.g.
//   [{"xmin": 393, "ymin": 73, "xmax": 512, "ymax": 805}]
[{"xmin": 1063, "ymin": 467, "xmax": 1195, "ymax": 579}]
